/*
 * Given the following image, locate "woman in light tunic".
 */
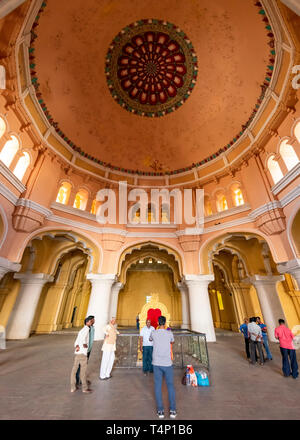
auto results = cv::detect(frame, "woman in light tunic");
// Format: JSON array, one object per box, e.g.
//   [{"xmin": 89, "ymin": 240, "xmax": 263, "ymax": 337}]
[{"xmin": 99, "ymin": 317, "xmax": 119, "ymax": 380}]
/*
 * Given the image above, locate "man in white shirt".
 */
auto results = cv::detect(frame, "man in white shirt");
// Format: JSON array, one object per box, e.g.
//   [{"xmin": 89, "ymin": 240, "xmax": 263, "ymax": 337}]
[
  {"xmin": 247, "ymin": 316, "xmax": 264, "ymax": 366},
  {"xmin": 76, "ymin": 315, "xmax": 95, "ymax": 388},
  {"xmin": 140, "ymin": 319, "xmax": 155, "ymax": 376},
  {"xmin": 70, "ymin": 317, "xmax": 94, "ymax": 393}
]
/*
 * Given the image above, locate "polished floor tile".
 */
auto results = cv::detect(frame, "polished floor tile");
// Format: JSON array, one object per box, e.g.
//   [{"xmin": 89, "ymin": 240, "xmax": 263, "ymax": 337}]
[{"xmin": 0, "ymin": 330, "xmax": 299, "ymax": 420}]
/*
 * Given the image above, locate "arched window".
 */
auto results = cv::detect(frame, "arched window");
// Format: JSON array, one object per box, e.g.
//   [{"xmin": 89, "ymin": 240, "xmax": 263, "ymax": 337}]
[
  {"xmin": 0, "ymin": 117, "xmax": 6, "ymax": 139},
  {"xmin": 131, "ymin": 205, "xmax": 141, "ymax": 223},
  {"xmin": 279, "ymin": 139, "xmax": 299, "ymax": 171},
  {"xmin": 267, "ymin": 155, "xmax": 283, "ymax": 184},
  {"xmin": 147, "ymin": 203, "xmax": 156, "ymax": 222},
  {"xmin": 0, "ymin": 135, "xmax": 19, "ymax": 168},
  {"xmin": 161, "ymin": 203, "xmax": 170, "ymax": 223},
  {"xmin": 13, "ymin": 151, "xmax": 30, "ymax": 181},
  {"xmin": 90, "ymin": 199, "xmax": 100, "ymax": 215},
  {"xmin": 294, "ymin": 121, "xmax": 300, "ymax": 144},
  {"xmin": 231, "ymin": 184, "xmax": 245, "ymax": 207},
  {"xmin": 216, "ymin": 191, "xmax": 228, "ymax": 212},
  {"xmin": 56, "ymin": 182, "xmax": 72, "ymax": 205},
  {"xmin": 73, "ymin": 189, "xmax": 88, "ymax": 211},
  {"xmin": 204, "ymin": 195, "xmax": 213, "ymax": 216}
]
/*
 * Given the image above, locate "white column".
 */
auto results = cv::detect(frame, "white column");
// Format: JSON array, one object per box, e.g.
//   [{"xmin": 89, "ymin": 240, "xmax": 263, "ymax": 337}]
[
  {"xmin": 0, "ymin": 257, "xmax": 21, "ymax": 281},
  {"xmin": 184, "ymin": 274, "xmax": 216, "ymax": 342},
  {"xmin": 109, "ymin": 282, "xmax": 123, "ymax": 319},
  {"xmin": 277, "ymin": 259, "xmax": 300, "ymax": 290},
  {"xmin": 86, "ymin": 274, "xmax": 116, "ymax": 340},
  {"xmin": 177, "ymin": 281, "xmax": 190, "ymax": 329},
  {"xmin": 6, "ymin": 272, "xmax": 54, "ymax": 339},
  {"xmin": 248, "ymin": 274, "xmax": 285, "ymax": 342}
]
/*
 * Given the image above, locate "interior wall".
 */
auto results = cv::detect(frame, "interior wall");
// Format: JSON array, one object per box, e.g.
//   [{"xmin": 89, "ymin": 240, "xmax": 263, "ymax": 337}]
[{"xmin": 117, "ymin": 270, "xmax": 182, "ymax": 327}]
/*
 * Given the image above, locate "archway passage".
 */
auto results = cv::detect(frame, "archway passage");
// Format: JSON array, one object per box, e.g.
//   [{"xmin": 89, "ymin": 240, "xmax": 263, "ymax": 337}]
[
  {"xmin": 203, "ymin": 232, "xmax": 300, "ymax": 341},
  {"xmin": 117, "ymin": 243, "xmax": 182, "ymax": 328},
  {"xmin": 3, "ymin": 232, "xmax": 93, "ymax": 339}
]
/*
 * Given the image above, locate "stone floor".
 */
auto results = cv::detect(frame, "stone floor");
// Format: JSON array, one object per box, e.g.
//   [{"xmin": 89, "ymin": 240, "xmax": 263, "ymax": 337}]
[{"xmin": 0, "ymin": 329, "xmax": 299, "ymax": 420}]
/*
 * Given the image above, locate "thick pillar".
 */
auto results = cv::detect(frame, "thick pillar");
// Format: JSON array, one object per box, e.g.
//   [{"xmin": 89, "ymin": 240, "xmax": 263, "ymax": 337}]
[
  {"xmin": 86, "ymin": 274, "xmax": 116, "ymax": 340},
  {"xmin": 177, "ymin": 281, "xmax": 190, "ymax": 329},
  {"xmin": 109, "ymin": 282, "xmax": 123, "ymax": 320},
  {"xmin": 7, "ymin": 272, "xmax": 54, "ymax": 339},
  {"xmin": 0, "ymin": 257, "xmax": 21, "ymax": 281},
  {"xmin": 184, "ymin": 274, "xmax": 216, "ymax": 342},
  {"xmin": 248, "ymin": 275, "xmax": 285, "ymax": 342}
]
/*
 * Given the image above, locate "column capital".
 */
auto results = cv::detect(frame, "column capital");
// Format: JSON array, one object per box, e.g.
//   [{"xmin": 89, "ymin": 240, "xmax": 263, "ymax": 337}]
[
  {"xmin": 112, "ymin": 281, "xmax": 124, "ymax": 291},
  {"xmin": 86, "ymin": 273, "xmax": 117, "ymax": 285},
  {"xmin": 177, "ymin": 281, "xmax": 187, "ymax": 290},
  {"xmin": 0, "ymin": 257, "xmax": 21, "ymax": 279},
  {"xmin": 14, "ymin": 272, "xmax": 54, "ymax": 284},
  {"xmin": 184, "ymin": 274, "xmax": 214, "ymax": 286},
  {"xmin": 277, "ymin": 259, "xmax": 300, "ymax": 275},
  {"xmin": 246, "ymin": 274, "xmax": 284, "ymax": 285}
]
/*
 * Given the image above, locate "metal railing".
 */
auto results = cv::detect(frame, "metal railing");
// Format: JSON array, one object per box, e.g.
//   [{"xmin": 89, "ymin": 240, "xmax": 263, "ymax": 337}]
[{"xmin": 114, "ymin": 330, "xmax": 209, "ymax": 370}]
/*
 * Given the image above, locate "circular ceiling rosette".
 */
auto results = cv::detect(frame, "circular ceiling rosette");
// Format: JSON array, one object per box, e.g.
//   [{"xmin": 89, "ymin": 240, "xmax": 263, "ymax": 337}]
[{"xmin": 105, "ymin": 19, "xmax": 198, "ymax": 117}]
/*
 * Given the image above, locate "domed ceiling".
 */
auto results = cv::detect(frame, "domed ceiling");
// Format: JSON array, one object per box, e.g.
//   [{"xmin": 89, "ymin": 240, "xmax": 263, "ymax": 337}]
[{"xmin": 31, "ymin": 0, "xmax": 271, "ymax": 174}]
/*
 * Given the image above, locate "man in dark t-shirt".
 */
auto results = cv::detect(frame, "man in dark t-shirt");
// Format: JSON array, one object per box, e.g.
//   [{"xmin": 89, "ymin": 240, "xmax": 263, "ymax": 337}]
[{"xmin": 150, "ymin": 315, "xmax": 176, "ymax": 419}]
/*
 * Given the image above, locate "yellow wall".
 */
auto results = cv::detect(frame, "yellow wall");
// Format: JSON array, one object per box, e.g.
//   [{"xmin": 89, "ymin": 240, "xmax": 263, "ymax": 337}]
[
  {"xmin": 0, "ymin": 274, "xmax": 20, "ymax": 327},
  {"xmin": 277, "ymin": 278, "xmax": 300, "ymax": 333},
  {"xmin": 117, "ymin": 270, "xmax": 182, "ymax": 327}
]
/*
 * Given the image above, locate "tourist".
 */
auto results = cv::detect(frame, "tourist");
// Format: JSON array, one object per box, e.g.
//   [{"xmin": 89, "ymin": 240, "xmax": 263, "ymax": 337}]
[
  {"xmin": 275, "ymin": 319, "xmax": 299, "ymax": 379},
  {"xmin": 75, "ymin": 315, "xmax": 95, "ymax": 388},
  {"xmin": 70, "ymin": 317, "xmax": 94, "ymax": 393},
  {"xmin": 149, "ymin": 315, "xmax": 177, "ymax": 419},
  {"xmin": 100, "ymin": 317, "xmax": 119, "ymax": 380},
  {"xmin": 257, "ymin": 316, "xmax": 272, "ymax": 361},
  {"xmin": 247, "ymin": 316, "xmax": 264, "ymax": 365},
  {"xmin": 136, "ymin": 314, "xmax": 140, "ymax": 330},
  {"xmin": 239, "ymin": 318, "xmax": 250, "ymax": 360},
  {"xmin": 139, "ymin": 319, "xmax": 155, "ymax": 376}
]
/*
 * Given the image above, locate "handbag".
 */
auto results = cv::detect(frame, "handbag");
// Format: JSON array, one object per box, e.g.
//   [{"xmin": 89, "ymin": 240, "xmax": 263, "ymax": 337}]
[{"xmin": 195, "ymin": 371, "xmax": 210, "ymax": 387}]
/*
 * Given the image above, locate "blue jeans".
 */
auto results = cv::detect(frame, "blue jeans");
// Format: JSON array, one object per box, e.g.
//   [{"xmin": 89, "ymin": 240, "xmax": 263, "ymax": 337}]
[
  {"xmin": 262, "ymin": 336, "xmax": 272, "ymax": 360},
  {"xmin": 280, "ymin": 347, "xmax": 299, "ymax": 378},
  {"xmin": 153, "ymin": 365, "xmax": 176, "ymax": 412},
  {"xmin": 142, "ymin": 346, "xmax": 153, "ymax": 373}
]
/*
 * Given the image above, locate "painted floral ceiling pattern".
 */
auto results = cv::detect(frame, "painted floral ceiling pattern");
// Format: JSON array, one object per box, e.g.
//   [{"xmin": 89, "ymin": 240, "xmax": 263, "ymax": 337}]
[
  {"xmin": 29, "ymin": 0, "xmax": 273, "ymax": 176},
  {"xmin": 105, "ymin": 20, "xmax": 198, "ymax": 117}
]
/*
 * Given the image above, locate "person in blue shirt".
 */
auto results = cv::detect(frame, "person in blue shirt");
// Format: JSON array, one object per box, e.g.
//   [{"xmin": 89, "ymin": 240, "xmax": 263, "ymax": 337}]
[
  {"xmin": 239, "ymin": 318, "xmax": 250, "ymax": 360},
  {"xmin": 257, "ymin": 316, "xmax": 272, "ymax": 360}
]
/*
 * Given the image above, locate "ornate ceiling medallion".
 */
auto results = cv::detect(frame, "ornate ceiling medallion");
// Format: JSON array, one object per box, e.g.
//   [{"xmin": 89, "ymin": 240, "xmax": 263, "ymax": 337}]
[{"xmin": 105, "ymin": 19, "xmax": 198, "ymax": 117}]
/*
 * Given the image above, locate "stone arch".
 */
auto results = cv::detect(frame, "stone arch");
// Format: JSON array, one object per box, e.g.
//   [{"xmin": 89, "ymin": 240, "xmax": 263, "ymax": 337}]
[
  {"xmin": 15, "ymin": 227, "xmax": 102, "ymax": 274},
  {"xmin": 116, "ymin": 240, "xmax": 184, "ymax": 278},
  {"xmin": 116, "ymin": 241, "xmax": 183, "ymax": 328},
  {"xmin": 30, "ymin": 246, "xmax": 91, "ymax": 335},
  {"xmin": 199, "ymin": 229, "xmax": 282, "ymax": 275}
]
